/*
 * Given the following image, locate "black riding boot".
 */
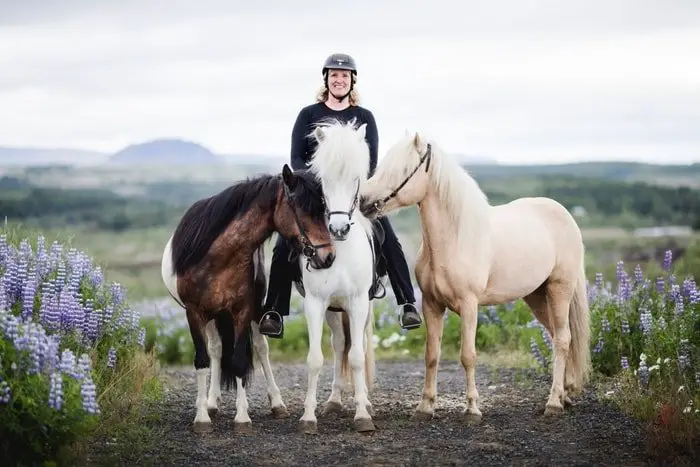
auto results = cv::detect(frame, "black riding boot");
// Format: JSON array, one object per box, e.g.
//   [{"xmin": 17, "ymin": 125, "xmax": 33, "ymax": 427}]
[
  {"xmin": 378, "ymin": 217, "xmax": 422, "ymax": 330},
  {"xmin": 259, "ymin": 236, "xmax": 294, "ymax": 338}
]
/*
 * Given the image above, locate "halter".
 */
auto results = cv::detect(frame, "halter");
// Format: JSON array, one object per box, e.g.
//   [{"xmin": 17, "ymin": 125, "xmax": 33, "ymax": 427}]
[
  {"xmin": 371, "ymin": 143, "xmax": 432, "ymax": 214},
  {"xmin": 282, "ymin": 181, "xmax": 333, "ymax": 268},
  {"xmin": 325, "ymin": 177, "xmax": 360, "ymax": 225}
]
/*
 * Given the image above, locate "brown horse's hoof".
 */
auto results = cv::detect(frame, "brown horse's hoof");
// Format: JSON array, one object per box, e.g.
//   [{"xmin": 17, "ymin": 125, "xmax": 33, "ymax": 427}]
[
  {"xmin": 234, "ymin": 421, "xmax": 253, "ymax": 434},
  {"xmin": 411, "ymin": 410, "xmax": 434, "ymax": 421},
  {"xmin": 192, "ymin": 421, "xmax": 213, "ymax": 433},
  {"xmin": 353, "ymin": 418, "xmax": 376, "ymax": 433},
  {"xmin": 463, "ymin": 411, "xmax": 482, "ymax": 426},
  {"xmin": 322, "ymin": 401, "xmax": 343, "ymax": 416},
  {"xmin": 271, "ymin": 405, "xmax": 290, "ymax": 419},
  {"xmin": 299, "ymin": 420, "xmax": 318, "ymax": 434}
]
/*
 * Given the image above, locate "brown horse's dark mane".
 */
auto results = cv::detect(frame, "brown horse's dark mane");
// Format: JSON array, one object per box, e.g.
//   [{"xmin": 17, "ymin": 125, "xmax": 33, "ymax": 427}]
[{"xmin": 170, "ymin": 169, "xmax": 326, "ymax": 276}]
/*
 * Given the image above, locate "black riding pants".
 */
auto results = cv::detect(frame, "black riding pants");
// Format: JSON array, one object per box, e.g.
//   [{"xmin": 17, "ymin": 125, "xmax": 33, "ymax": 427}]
[{"xmin": 263, "ymin": 216, "xmax": 416, "ymax": 317}]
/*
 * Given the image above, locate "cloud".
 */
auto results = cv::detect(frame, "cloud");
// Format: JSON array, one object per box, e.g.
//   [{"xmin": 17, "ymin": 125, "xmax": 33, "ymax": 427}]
[{"xmin": 1, "ymin": 0, "xmax": 699, "ymax": 163}]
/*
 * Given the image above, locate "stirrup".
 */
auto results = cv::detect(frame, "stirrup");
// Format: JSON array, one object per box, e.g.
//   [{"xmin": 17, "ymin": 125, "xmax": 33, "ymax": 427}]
[
  {"xmin": 260, "ymin": 310, "xmax": 284, "ymax": 339},
  {"xmin": 399, "ymin": 303, "xmax": 422, "ymax": 330}
]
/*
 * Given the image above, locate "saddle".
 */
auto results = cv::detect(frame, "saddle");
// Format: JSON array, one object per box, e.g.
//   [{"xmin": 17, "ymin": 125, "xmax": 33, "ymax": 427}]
[{"xmin": 288, "ymin": 219, "xmax": 388, "ymax": 307}]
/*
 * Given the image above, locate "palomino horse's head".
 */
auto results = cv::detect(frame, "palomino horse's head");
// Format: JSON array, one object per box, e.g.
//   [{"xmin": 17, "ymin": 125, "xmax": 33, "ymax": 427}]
[
  {"xmin": 275, "ymin": 164, "xmax": 336, "ymax": 270},
  {"xmin": 308, "ymin": 119, "xmax": 370, "ymax": 241},
  {"xmin": 359, "ymin": 132, "xmax": 432, "ymax": 218}
]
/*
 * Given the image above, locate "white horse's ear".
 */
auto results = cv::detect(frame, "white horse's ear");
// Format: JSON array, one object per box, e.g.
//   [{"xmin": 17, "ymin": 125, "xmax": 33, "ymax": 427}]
[
  {"xmin": 313, "ymin": 126, "xmax": 326, "ymax": 142},
  {"xmin": 356, "ymin": 123, "xmax": 367, "ymax": 140}
]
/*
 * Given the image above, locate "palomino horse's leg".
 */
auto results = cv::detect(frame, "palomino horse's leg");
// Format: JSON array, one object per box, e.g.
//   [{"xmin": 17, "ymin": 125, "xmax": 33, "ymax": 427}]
[
  {"xmin": 413, "ymin": 293, "xmax": 445, "ymax": 420},
  {"xmin": 299, "ymin": 295, "xmax": 329, "ymax": 434},
  {"xmin": 543, "ymin": 282, "xmax": 573, "ymax": 415},
  {"xmin": 347, "ymin": 295, "xmax": 374, "ymax": 432},
  {"xmin": 458, "ymin": 295, "xmax": 482, "ymax": 424},
  {"xmin": 323, "ymin": 310, "xmax": 345, "ymax": 415},
  {"xmin": 204, "ymin": 321, "xmax": 222, "ymax": 414},
  {"xmin": 186, "ymin": 309, "xmax": 212, "ymax": 432},
  {"xmin": 250, "ymin": 321, "xmax": 289, "ymax": 418}
]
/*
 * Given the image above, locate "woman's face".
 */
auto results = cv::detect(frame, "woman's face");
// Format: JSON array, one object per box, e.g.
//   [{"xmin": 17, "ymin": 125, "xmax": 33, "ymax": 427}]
[{"xmin": 327, "ymin": 69, "xmax": 352, "ymax": 98}]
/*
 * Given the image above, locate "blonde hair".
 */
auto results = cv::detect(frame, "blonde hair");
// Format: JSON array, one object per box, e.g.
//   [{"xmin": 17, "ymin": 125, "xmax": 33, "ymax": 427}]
[{"xmin": 315, "ymin": 74, "xmax": 361, "ymax": 106}]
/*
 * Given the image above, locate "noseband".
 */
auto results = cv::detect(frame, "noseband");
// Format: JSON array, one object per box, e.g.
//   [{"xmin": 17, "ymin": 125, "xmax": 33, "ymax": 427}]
[
  {"xmin": 372, "ymin": 143, "xmax": 432, "ymax": 214},
  {"xmin": 282, "ymin": 181, "xmax": 333, "ymax": 268},
  {"xmin": 325, "ymin": 178, "xmax": 360, "ymax": 225}
]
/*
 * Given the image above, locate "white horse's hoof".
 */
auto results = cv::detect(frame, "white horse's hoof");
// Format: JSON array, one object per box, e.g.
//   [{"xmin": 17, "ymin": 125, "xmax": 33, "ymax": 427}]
[
  {"xmin": 234, "ymin": 421, "xmax": 253, "ymax": 434},
  {"xmin": 353, "ymin": 417, "xmax": 376, "ymax": 433},
  {"xmin": 299, "ymin": 420, "xmax": 318, "ymax": 434},
  {"xmin": 192, "ymin": 421, "xmax": 213, "ymax": 433},
  {"xmin": 271, "ymin": 405, "xmax": 290, "ymax": 419},
  {"xmin": 322, "ymin": 401, "xmax": 343, "ymax": 416},
  {"xmin": 412, "ymin": 410, "xmax": 434, "ymax": 421}
]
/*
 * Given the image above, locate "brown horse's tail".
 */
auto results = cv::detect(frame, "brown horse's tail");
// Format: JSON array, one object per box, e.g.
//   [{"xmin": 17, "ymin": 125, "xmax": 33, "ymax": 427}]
[
  {"xmin": 568, "ymin": 250, "xmax": 592, "ymax": 392},
  {"xmin": 340, "ymin": 305, "xmax": 375, "ymax": 392}
]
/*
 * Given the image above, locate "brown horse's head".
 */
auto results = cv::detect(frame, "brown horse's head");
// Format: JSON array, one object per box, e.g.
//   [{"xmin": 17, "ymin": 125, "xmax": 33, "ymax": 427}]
[{"xmin": 274, "ymin": 164, "xmax": 335, "ymax": 270}]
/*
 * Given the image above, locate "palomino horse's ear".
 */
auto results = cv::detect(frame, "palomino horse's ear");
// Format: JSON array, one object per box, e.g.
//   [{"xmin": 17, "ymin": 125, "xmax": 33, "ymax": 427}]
[
  {"xmin": 356, "ymin": 123, "xmax": 367, "ymax": 140},
  {"xmin": 282, "ymin": 164, "xmax": 297, "ymax": 189},
  {"xmin": 413, "ymin": 132, "xmax": 423, "ymax": 150},
  {"xmin": 312, "ymin": 126, "xmax": 326, "ymax": 143}
]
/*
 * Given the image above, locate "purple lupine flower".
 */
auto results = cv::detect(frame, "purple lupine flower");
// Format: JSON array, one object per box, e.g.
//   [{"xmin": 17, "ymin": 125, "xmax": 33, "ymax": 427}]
[
  {"xmin": 669, "ymin": 284, "xmax": 681, "ymax": 303},
  {"xmin": 615, "ymin": 260, "xmax": 625, "ymax": 283},
  {"xmin": 620, "ymin": 356, "xmax": 629, "ymax": 370},
  {"xmin": 530, "ymin": 337, "xmax": 546, "ymax": 366},
  {"xmin": 633, "ymin": 264, "xmax": 644, "ymax": 285},
  {"xmin": 0, "ymin": 378, "xmax": 11, "ymax": 404},
  {"xmin": 617, "ymin": 272, "xmax": 632, "ymax": 304},
  {"xmin": 48, "ymin": 370, "xmax": 63, "ymax": 410},
  {"xmin": 81, "ymin": 376, "xmax": 100, "ymax": 414},
  {"xmin": 639, "ymin": 307, "xmax": 652, "ymax": 335},
  {"xmin": 678, "ymin": 339, "xmax": 690, "ymax": 371},
  {"xmin": 662, "ymin": 250, "xmax": 672, "ymax": 271},
  {"xmin": 601, "ymin": 316, "xmax": 611, "ymax": 333},
  {"xmin": 107, "ymin": 347, "xmax": 117, "ymax": 368},
  {"xmin": 638, "ymin": 354, "xmax": 649, "ymax": 388},
  {"xmin": 675, "ymin": 300, "xmax": 684, "ymax": 316},
  {"xmin": 21, "ymin": 266, "xmax": 38, "ymax": 320},
  {"xmin": 595, "ymin": 272, "xmax": 604, "ymax": 291},
  {"xmin": 621, "ymin": 317, "xmax": 630, "ymax": 334},
  {"xmin": 655, "ymin": 276, "xmax": 665, "ymax": 294},
  {"xmin": 540, "ymin": 325, "xmax": 552, "ymax": 351},
  {"xmin": 593, "ymin": 334, "xmax": 604, "ymax": 353},
  {"xmin": 137, "ymin": 327, "xmax": 146, "ymax": 347}
]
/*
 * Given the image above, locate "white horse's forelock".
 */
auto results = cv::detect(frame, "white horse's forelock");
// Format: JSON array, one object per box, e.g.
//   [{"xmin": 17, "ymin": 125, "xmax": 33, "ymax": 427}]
[
  {"xmin": 308, "ymin": 118, "xmax": 370, "ymax": 184},
  {"xmin": 382, "ymin": 132, "xmax": 491, "ymax": 252}
]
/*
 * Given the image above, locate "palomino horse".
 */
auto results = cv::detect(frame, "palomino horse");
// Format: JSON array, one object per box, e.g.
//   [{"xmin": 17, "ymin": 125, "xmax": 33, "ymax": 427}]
[
  {"xmin": 293, "ymin": 119, "xmax": 383, "ymax": 434},
  {"xmin": 359, "ymin": 132, "xmax": 591, "ymax": 422},
  {"xmin": 161, "ymin": 165, "xmax": 336, "ymax": 433}
]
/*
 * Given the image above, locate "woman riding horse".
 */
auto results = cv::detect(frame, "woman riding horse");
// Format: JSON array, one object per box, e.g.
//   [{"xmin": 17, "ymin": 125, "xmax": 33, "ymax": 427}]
[{"xmin": 259, "ymin": 52, "xmax": 422, "ymax": 338}]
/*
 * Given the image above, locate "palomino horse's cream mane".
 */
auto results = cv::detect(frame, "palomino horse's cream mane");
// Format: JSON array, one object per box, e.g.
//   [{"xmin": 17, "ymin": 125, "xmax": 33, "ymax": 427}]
[{"xmin": 384, "ymin": 133, "xmax": 492, "ymax": 252}]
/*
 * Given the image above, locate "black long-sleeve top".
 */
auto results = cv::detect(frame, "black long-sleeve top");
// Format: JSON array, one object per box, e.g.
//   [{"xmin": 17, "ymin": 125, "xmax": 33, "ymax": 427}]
[{"xmin": 290, "ymin": 102, "xmax": 379, "ymax": 177}]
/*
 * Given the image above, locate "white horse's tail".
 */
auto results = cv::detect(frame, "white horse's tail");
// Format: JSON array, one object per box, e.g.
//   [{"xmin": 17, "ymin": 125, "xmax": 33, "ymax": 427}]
[
  {"xmin": 161, "ymin": 234, "xmax": 184, "ymax": 308},
  {"xmin": 340, "ymin": 306, "xmax": 375, "ymax": 391},
  {"xmin": 568, "ymin": 249, "xmax": 592, "ymax": 392}
]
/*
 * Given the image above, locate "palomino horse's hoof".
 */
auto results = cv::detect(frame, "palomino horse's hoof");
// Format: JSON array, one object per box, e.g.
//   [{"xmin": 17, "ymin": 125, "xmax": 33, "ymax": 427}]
[
  {"xmin": 544, "ymin": 404, "xmax": 564, "ymax": 416},
  {"xmin": 271, "ymin": 405, "xmax": 290, "ymax": 419},
  {"xmin": 353, "ymin": 418, "xmax": 376, "ymax": 433},
  {"xmin": 207, "ymin": 407, "xmax": 219, "ymax": 417},
  {"xmin": 299, "ymin": 420, "xmax": 318, "ymax": 435},
  {"xmin": 234, "ymin": 421, "xmax": 253, "ymax": 434},
  {"xmin": 322, "ymin": 401, "xmax": 343, "ymax": 416},
  {"xmin": 563, "ymin": 395, "xmax": 573, "ymax": 407},
  {"xmin": 411, "ymin": 410, "xmax": 434, "ymax": 421},
  {"xmin": 192, "ymin": 421, "xmax": 213, "ymax": 433},
  {"xmin": 462, "ymin": 411, "xmax": 482, "ymax": 426}
]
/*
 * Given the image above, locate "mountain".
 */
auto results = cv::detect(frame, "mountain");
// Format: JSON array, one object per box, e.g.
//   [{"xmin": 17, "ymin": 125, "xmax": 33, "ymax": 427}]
[
  {"xmin": 108, "ymin": 139, "xmax": 222, "ymax": 165},
  {"xmin": 0, "ymin": 147, "xmax": 108, "ymax": 166}
]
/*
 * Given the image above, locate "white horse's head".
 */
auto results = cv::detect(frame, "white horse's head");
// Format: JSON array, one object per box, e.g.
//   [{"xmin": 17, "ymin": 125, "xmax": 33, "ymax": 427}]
[
  {"xmin": 359, "ymin": 131, "xmax": 433, "ymax": 218},
  {"xmin": 308, "ymin": 118, "xmax": 370, "ymax": 241}
]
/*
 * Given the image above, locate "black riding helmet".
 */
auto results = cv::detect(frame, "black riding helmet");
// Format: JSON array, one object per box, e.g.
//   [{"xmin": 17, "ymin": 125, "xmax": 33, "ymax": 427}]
[{"xmin": 322, "ymin": 53, "xmax": 357, "ymax": 76}]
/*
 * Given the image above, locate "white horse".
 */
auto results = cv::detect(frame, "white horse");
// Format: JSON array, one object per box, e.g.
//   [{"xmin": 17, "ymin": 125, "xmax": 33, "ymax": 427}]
[
  {"xmin": 359, "ymin": 132, "xmax": 591, "ymax": 423},
  {"xmin": 295, "ymin": 119, "xmax": 382, "ymax": 434}
]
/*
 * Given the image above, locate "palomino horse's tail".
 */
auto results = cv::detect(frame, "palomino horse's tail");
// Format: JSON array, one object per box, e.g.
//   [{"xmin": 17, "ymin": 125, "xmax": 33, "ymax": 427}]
[
  {"xmin": 568, "ymin": 251, "xmax": 592, "ymax": 392},
  {"xmin": 340, "ymin": 306, "xmax": 375, "ymax": 391}
]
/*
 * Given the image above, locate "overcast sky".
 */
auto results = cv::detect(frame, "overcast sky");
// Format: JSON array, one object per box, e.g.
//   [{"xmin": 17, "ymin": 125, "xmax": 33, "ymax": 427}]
[{"xmin": 1, "ymin": 0, "xmax": 699, "ymax": 164}]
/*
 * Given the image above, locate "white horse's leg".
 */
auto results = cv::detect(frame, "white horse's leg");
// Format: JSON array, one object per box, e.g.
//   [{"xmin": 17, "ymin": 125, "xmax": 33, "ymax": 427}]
[
  {"xmin": 458, "ymin": 295, "xmax": 482, "ymax": 424},
  {"xmin": 233, "ymin": 376, "xmax": 253, "ymax": 433},
  {"xmin": 544, "ymin": 283, "xmax": 573, "ymax": 415},
  {"xmin": 204, "ymin": 321, "xmax": 222, "ymax": 413},
  {"xmin": 299, "ymin": 294, "xmax": 328, "ymax": 434},
  {"xmin": 250, "ymin": 320, "xmax": 289, "ymax": 418},
  {"xmin": 414, "ymin": 293, "xmax": 446, "ymax": 419},
  {"xmin": 323, "ymin": 310, "xmax": 345, "ymax": 415},
  {"xmin": 347, "ymin": 295, "xmax": 375, "ymax": 432}
]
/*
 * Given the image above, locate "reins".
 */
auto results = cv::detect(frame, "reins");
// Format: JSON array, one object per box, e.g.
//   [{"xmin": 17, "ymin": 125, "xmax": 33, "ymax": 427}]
[{"xmin": 371, "ymin": 143, "xmax": 432, "ymax": 214}]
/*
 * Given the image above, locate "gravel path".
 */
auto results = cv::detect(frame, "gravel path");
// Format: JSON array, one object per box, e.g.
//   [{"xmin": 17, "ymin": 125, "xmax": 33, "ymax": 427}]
[{"xmin": 127, "ymin": 360, "xmax": 654, "ymax": 466}]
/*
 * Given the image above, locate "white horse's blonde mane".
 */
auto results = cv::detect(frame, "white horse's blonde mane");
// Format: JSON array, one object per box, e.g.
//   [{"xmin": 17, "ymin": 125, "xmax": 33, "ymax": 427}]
[
  {"xmin": 307, "ymin": 118, "xmax": 375, "ymax": 237},
  {"xmin": 308, "ymin": 118, "xmax": 369, "ymax": 183},
  {"xmin": 382, "ymin": 133, "xmax": 491, "ymax": 251}
]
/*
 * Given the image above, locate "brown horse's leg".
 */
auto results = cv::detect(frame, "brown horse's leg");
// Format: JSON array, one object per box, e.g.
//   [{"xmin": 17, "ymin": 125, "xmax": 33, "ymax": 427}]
[
  {"xmin": 458, "ymin": 294, "xmax": 482, "ymax": 425},
  {"xmin": 543, "ymin": 281, "xmax": 573, "ymax": 416},
  {"xmin": 186, "ymin": 308, "xmax": 213, "ymax": 432},
  {"xmin": 413, "ymin": 293, "xmax": 445, "ymax": 420}
]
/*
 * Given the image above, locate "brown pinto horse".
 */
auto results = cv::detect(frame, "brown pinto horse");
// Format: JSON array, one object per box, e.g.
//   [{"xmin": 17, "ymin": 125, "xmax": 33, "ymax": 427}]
[{"xmin": 161, "ymin": 164, "xmax": 336, "ymax": 433}]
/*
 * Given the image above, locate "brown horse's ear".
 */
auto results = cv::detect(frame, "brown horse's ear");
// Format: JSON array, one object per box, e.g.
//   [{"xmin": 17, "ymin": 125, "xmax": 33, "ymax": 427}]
[{"xmin": 282, "ymin": 164, "xmax": 297, "ymax": 189}]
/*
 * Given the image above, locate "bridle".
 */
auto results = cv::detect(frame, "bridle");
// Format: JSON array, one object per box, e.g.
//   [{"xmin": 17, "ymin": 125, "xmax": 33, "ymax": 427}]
[
  {"xmin": 282, "ymin": 180, "xmax": 333, "ymax": 269},
  {"xmin": 371, "ymin": 143, "xmax": 432, "ymax": 214},
  {"xmin": 325, "ymin": 177, "xmax": 360, "ymax": 225}
]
